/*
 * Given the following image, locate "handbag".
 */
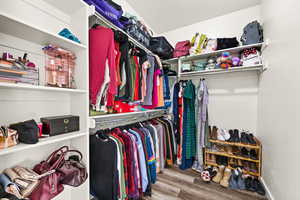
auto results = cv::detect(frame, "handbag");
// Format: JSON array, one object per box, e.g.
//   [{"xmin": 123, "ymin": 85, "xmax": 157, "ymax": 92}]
[
  {"xmin": 9, "ymin": 120, "xmax": 39, "ymax": 144},
  {"xmin": 149, "ymin": 37, "xmax": 174, "ymax": 59},
  {"xmin": 57, "ymin": 150, "xmax": 88, "ymax": 187},
  {"xmin": 173, "ymin": 40, "xmax": 191, "ymax": 58},
  {"xmin": 0, "ymin": 127, "xmax": 18, "ymax": 149},
  {"xmin": 29, "ymin": 146, "xmax": 68, "ymax": 200},
  {"xmin": 4, "ymin": 166, "xmax": 40, "ymax": 198}
]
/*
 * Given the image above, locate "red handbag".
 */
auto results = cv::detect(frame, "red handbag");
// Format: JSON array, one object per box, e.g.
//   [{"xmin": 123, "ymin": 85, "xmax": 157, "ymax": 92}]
[
  {"xmin": 58, "ymin": 150, "xmax": 88, "ymax": 187},
  {"xmin": 29, "ymin": 146, "xmax": 68, "ymax": 200}
]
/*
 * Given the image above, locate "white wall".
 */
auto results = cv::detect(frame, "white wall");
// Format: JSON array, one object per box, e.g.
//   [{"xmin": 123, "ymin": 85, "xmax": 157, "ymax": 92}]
[
  {"xmin": 162, "ymin": 5, "xmax": 261, "ymax": 46},
  {"xmin": 163, "ymin": 5, "xmax": 261, "ymax": 133},
  {"xmin": 258, "ymin": 0, "xmax": 300, "ymax": 199}
]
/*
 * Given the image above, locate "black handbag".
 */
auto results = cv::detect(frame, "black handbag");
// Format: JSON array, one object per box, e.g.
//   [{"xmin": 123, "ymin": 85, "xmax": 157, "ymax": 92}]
[
  {"xmin": 149, "ymin": 37, "xmax": 174, "ymax": 59},
  {"xmin": 216, "ymin": 37, "xmax": 239, "ymax": 50},
  {"xmin": 9, "ymin": 120, "xmax": 39, "ymax": 144}
]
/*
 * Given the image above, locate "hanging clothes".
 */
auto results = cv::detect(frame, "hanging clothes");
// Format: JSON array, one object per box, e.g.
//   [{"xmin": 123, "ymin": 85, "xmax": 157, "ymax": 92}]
[
  {"xmin": 90, "ymin": 117, "xmax": 176, "ymax": 200},
  {"xmin": 89, "ymin": 26, "xmax": 117, "ymax": 107},
  {"xmin": 192, "ymin": 79, "xmax": 209, "ymax": 172}
]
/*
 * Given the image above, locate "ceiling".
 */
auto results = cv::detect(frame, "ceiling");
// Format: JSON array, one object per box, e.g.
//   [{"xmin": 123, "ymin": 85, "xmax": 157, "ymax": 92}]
[{"xmin": 127, "ymin": 0, "xmax": 261, "ymax": 33}]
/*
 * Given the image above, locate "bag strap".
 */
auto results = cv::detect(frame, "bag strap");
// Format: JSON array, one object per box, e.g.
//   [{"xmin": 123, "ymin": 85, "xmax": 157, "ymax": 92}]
[{"xmin": 45, "ymin": 146, "xmax": 69, "ymax": 163}]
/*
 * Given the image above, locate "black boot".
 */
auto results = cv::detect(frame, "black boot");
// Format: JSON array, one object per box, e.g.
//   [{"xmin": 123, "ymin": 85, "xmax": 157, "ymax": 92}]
[
  {"xmin": 246, "ymin": 133, "xmax": 257, "ymax": 145},
  {"xmin": 241, "ymin": 147, "xmax": 250, "ymax": 158},
  {"xmin": 227, "ymin": 129, "xmax": 234, "ymax": 142},
  {"xmin": 241, "ymin": 132, "xmax": 249, "ymax": 144},
  {"xmin": 234, "ymin": 129, "xmax": 240, "ymax": 143},
  {"xmin": 250, "ymin": 149, "xmax": 258, "ymax": 160}
]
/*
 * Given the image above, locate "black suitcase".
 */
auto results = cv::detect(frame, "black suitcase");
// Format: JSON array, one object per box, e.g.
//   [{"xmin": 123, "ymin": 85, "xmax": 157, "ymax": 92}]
[
  {"xmin": 41, "ymin": 115, "xmax": 80, "ymax": 136},
  {"xmin": 149, "ymin": 37, "xmax": 174, "ymax": 59}
]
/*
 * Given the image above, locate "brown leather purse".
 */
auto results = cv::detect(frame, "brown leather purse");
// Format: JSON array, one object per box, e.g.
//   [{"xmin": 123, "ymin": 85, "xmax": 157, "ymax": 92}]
[
  {"xmin": 0, "ymin": 127, "xmax": 18, "ymax": 149},
  {"xmin": 57, "ymin": 150, "xmax": 88, "ymax": 187}
]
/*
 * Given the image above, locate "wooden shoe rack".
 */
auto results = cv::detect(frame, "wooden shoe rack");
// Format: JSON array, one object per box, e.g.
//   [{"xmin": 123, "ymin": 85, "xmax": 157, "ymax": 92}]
[{"xmin": 204, "ymin": 138, "xmax": 262, "ymax": 177}]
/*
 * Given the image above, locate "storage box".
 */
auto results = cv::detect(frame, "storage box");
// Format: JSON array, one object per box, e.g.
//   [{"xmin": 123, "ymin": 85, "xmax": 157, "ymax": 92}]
[{"xmin": 40, "ymin": 115, "xmax": 79, "ymax": 136}]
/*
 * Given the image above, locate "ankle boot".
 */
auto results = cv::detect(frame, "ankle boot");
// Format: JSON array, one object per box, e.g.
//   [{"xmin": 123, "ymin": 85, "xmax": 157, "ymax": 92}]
[
  {"xmin": 220, "ymin": 167, "xmax": 232, "ymax": 187},
  {"xmin": 211, "ymin": 126, "xmax": 218, "ymax": 140},
  {"xmin": 213, "ymin": 165, "xmax": 225, "ymax": 183},
  {"xmin": 227, "ymin": 129, "xmax": 234, "ymax": 142},
  {"xmin": 234, "ymin": 129, "xmax": 240, "ymax": 143}
]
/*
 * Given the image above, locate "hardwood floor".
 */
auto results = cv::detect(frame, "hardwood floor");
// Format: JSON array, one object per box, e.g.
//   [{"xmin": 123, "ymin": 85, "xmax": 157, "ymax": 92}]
[{"xmin": 148, "ymin": 167, "xmax": 268, "ymax": 200}]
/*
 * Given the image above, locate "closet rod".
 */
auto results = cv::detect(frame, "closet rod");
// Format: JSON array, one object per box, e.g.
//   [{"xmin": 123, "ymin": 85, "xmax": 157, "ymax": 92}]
[
  {"xmin": 89, "ymin": 110, "xmax": 167, "ymax": 134},
  {"xmin": 90, "ymin": 7, "xmax": 155, "ymax": 56}
]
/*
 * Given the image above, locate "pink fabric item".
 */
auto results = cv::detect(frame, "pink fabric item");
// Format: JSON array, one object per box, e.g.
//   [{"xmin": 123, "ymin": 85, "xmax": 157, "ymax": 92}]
[{"xmin": 89, "ymin": 26, "xmax": 117, "ymax": 105}]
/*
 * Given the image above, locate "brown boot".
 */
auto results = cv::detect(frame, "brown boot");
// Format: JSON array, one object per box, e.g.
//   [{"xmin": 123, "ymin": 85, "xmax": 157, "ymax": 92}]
[
  {"xmin": 220, "ymin": 168, "xmax": 232, "ymax": 187},
  {"xmin": 211, "ymin": 126, "xmax": 218, "ymax": 140},
  {"xmin": 213, "ymin": 165, "xmax": 225, "ymax": 183}
]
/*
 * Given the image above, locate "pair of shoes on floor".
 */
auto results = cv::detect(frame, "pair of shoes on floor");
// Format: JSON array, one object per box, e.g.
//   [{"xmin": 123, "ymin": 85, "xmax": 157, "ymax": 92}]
[
  {"xmin": 229, "ymin": 168, "xmax": 245, "ymax": 190},
  {"xmin": 201, "ymin": 166, "xmax": 218, "ymax": 182},
  {"xmin": 227, "ymin": 129, "xmax": 240, "ymax": 143},
  {"xmin": 245, "ymin": 176, "xmax": 266, "ymax": 196},
  {"xmin": 212, "ymin": 166, "xmax": 231, "ymax": 187},
  {"xmin": 240, "ymin": 132, "xmax": 257, "ymax": 145},
  {"xmin": 241, "ymin": 148, "xmax": 258, "ymax": 160}
]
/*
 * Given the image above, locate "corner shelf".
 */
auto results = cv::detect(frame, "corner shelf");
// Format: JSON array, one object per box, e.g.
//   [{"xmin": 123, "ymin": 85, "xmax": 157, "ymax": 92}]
[
  {"xmin": 179, "ymin": 64, "xmax": 264, "ymax": 78},
  {"xmin": 0, "ymin": 131, "xmax": 88, "ymax": 156},
  {"xmin": 0, "ymin": 13, "xmax": 87, "ymax": 52},
  {"xmin": 164, "ymin": 43, "xmax": 264, "ymax": 65}
]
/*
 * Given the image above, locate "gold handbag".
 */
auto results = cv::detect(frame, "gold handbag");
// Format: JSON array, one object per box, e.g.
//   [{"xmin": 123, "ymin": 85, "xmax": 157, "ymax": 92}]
[
  {"xmin": 4, "ymin": 166, "xmax": 40, "ymax": 198},
  {"xmin": 0, "ymin": 127, "xmax": 18, "ymax": 149}
]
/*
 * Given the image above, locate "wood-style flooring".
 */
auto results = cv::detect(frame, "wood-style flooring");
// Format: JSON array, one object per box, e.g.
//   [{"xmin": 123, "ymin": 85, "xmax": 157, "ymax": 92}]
[{"xmin": 147, "ymin": 167, "xmax": 268, "ymax": 200}]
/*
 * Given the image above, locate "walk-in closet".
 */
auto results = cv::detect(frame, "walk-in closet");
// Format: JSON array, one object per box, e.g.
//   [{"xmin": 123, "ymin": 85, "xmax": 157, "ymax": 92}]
[{"xmin": 0, "ymin": 0, "xmax": 298, "ymax": 200}]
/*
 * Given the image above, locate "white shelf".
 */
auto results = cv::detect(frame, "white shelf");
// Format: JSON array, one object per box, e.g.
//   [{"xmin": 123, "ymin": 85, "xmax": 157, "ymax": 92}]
[
  {"xmin": 90, "ymin": 6, "xmax": 154, "ymax": 56},
  {"xmin": 0, "ymin": 131, "xmax": 88, "ymax": 156},
  {"xmin": 0, "ymin": 82, "xmax": 87, "ymax": 93},
  {"xmin": 164, "ymin": 43, "xmax": 264, "ymax": 65},
  {"xmin": 89, "ymin": 109, "xmax": 166, "ymax": 120},
  {"xmin": 179, "ymin": 64, "xmax": 264, "ymax": 78},
  {"xmin": 0, "ymin": 13, "xmax": 87, "ymax": 52}
]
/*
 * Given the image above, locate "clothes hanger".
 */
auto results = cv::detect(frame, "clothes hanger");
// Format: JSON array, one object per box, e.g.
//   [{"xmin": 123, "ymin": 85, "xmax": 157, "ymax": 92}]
[{"xmin": 92, "ymin": 23, "xmax": 100, "ymax": 29}]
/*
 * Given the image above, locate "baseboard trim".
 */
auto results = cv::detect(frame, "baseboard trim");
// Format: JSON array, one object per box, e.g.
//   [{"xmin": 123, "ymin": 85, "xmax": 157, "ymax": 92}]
[{"xmin": 259, "ymin": 177, "xmax": 275, "ymax": 200}]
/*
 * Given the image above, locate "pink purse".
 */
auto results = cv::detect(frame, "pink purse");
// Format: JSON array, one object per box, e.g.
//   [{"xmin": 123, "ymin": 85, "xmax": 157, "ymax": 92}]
[{"xmin": 173, "ymin": 40, "xmax": 191, "ymax": 58}]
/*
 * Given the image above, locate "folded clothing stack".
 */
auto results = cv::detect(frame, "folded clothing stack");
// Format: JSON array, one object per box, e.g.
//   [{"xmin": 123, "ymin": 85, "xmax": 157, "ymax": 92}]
[
  {"xmin": 83, "ymin": 0, "xmax": 124, "ymax": 29},
  {"xmin": 0, "ymin": 53, "xmax": 38, "ymax": 85}
]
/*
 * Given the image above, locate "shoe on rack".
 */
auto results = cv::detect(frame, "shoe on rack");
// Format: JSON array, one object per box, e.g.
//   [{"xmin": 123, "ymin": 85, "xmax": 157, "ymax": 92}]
[
  {"xmin": 217, "ymin": 129, "xmax": 226, "ymax": 141},
  {"xmin": 249, "ymin": 162, "xmax": 258, "ymax": 173},
  {"xmin": 213, "ymin": 165, "xmax": 225, "ymax": 183},
  {"xmin": 220, "ymin": 168, "xmax": 232, "ymax": 187},
  {"xmin": 221, "ymin": 156, "xmax": 229, "ymax": 166},
  {"xmin": 241, "ymin": 132, "xmax": 249, "ymax": 144},
  {"xmin": 232, "ymin": 146, "xmax": 240, "ymax": 156},
  {"xmin": 226, "ymin": 145, "xmax": 233, "ymax": 154},
  {"xmin": 241, "ymin": 147, "xmax": 250, "ymax": 158},
  {"xmin": 253, "ymin": 178, "xmax": 266, "ymax": 196},
  {"xmin": 250, "ymin": 149, "xmax": 258, "ymax": 160},
  {"xmin": 245, "ymin": 176, "xmax": 254, "ymax": 191},
  {"xmin": 234, "ymin": 129, "xmax": 240, "ymax": 143},
  {"xmin": 246, "ymin": 133, "xmax": 257, "ymax": 145},
  {"xmin": 211, "ymin": 126, "xmax": 218, "ymax": 140},
  {"xmin": 227, "ymin": 129, "xmax": 234, "ymax": 142},
  {"xmin": 217, "ymin": 129, "xmax": 230, "ymax": 141}
]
